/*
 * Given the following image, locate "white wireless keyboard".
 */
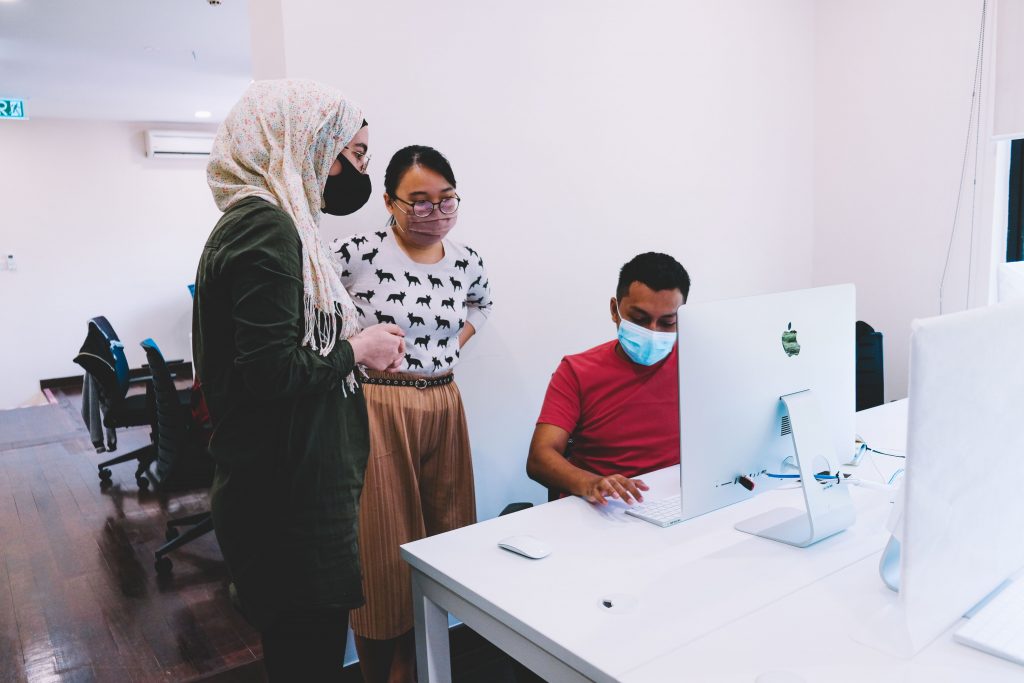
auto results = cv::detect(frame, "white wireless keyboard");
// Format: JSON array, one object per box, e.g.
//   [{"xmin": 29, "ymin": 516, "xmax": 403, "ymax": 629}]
[
  {"xmin": 624, "ymin": 494, "xmax": 682, "ymax": 527},
  {"xmin": 954, "ymin": 577, "xmax": 1024, "ymax": 666}
]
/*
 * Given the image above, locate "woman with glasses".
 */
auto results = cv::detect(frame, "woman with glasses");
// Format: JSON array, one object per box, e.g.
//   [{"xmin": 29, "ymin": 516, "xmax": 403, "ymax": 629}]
[{"xmin": 332, "ymin": 145, "xmax": 492, "ymax": 682}]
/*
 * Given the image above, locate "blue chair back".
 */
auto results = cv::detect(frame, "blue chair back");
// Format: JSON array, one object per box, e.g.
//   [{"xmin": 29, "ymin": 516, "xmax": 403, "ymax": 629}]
[
  {"xmin": 73, "ymin": 316, "xmax": 131, "ymax": 402},
  {"xmin": 92, "ymin": 316, "xmax": 131, "ymax": 398}
]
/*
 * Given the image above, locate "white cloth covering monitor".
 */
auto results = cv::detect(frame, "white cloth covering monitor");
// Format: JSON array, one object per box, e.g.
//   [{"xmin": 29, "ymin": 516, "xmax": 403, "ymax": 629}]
[{"xmin": 873, "ymin": 300, "xmax": 1024, "ymax": 656}]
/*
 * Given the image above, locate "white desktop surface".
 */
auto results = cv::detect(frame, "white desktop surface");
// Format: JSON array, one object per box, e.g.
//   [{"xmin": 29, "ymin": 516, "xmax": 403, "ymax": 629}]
[{"xmin": 401, "ymin": 400, "xmax": 1020, "ymax": 681}]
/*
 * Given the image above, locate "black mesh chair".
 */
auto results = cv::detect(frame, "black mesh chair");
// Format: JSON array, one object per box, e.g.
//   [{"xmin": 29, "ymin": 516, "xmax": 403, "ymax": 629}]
[
  {"xmin": 73, "ymin": 316, "xmax": 157, "ymax": 489},
  {"xmin": 140, "ymin": 338, "xmax": 214, "ymax": 575},
  {"xmin": 856, "ymin": 321, "xmax": 885, "ymax": 411}
]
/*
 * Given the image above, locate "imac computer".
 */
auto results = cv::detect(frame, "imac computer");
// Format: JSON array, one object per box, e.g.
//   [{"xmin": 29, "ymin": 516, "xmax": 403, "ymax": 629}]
[
  {"xmin": 626, "ymin": 284, "xmax": 857, "ymax": 547},
  {"xmin": 869, "ymin": 300, "xmax": 1024, "ymax": 657}
]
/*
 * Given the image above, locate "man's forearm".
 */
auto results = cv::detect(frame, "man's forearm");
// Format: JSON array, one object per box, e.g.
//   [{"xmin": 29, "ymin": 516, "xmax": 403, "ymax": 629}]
[{"xmin": 527, "ymin": 447, "xmax": 593, "ymax": 497}]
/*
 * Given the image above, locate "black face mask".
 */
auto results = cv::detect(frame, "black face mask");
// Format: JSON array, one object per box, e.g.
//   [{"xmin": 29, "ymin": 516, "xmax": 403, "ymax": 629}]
[{"xmin": 322, "ymin": 153, "xmax": 371, "ymax": 216}]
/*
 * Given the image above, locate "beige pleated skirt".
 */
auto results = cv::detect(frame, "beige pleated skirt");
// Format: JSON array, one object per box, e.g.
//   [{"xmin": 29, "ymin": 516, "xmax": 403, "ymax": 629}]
[{"xmin": 349, "ymin": 371, "xmax": 477, "ymax": 640}]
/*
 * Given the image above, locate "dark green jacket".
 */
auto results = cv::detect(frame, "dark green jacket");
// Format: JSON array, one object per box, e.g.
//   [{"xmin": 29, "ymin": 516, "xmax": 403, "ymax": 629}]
[{"xmin": 193, "ymin": 197, "xmax": 368, "ymax": 628}]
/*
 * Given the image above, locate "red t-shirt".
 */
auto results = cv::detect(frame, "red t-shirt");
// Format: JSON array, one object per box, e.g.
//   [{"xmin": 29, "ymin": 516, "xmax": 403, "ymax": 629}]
[{"xmin": 537, "ymin": 340, "xmax": 680, "ymax": 478}]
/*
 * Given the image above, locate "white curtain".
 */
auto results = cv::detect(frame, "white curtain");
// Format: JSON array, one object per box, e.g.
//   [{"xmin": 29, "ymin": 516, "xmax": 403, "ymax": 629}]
[{"xmin": 994, "ymin": 0, "xmax": 1024, "ymax": 139}]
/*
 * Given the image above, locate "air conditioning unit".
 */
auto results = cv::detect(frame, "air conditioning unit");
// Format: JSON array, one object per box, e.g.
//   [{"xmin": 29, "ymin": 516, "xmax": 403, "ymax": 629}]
[{"xmin": 145, "ymin": 130, "xmax": 215, "ymax": 158}]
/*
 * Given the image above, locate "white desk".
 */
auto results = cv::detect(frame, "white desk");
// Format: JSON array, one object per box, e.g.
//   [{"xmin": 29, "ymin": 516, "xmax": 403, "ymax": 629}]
[{"xmin": 400, "ymin": 400, "xmax": 1021, "ymax": 682}]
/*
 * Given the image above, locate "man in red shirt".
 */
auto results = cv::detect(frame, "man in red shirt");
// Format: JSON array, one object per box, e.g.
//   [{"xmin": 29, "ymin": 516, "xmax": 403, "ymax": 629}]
[{"xmin": 527, "ymin": 252, "xmax": 690, "ymax": 506}]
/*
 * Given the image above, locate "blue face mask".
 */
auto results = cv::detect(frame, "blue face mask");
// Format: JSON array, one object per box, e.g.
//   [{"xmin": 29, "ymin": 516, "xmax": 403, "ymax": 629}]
[{"xmin": 616, "ymin": 305, "xmax": 676, "ymax": 366}]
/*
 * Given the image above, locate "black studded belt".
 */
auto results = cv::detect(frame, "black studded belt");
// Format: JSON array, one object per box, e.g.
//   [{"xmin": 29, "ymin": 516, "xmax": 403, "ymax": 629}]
[{"xmin": 361, "ymin": 374, "xmax": 454, "ymax": 390}]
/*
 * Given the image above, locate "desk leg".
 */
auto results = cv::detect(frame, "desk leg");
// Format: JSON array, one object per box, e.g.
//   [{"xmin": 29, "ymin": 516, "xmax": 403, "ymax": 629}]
[{"xmin": 412, "ymin": 570, "xmax": 452, "ymax": 683}]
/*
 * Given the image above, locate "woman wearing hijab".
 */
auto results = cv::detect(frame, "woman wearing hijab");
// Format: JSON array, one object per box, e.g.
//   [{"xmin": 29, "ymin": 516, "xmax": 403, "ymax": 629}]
[{"xmin": 194, "ymin": 79, "xmax": 405, "ymax": 680}]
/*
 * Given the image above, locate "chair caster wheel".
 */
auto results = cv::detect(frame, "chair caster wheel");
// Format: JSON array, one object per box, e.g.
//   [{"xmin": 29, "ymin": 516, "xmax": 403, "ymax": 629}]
[
  {"xmin": 165, "ymin": 527, "xmax": 180, "ymax": 542},
  {"xmin": 155, "ymin": 556, "xmax": 172, "ymax": 575},
  {"xmin": 136, "ymin": 476, "xmax": 150, "ymax": 491},
  {"xmin": 99, "ymin": 468, "xmax": 112, "ymax": 482}
]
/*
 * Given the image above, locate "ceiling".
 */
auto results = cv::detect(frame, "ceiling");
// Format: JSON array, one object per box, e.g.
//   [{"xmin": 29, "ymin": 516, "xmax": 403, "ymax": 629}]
[{"xmin": 0, "ymin": 0, "xmax": 252, "ymax": 122}]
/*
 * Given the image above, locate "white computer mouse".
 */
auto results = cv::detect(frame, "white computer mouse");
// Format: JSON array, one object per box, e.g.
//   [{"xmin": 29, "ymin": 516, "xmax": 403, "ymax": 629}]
[{"xmin": 498, "ymin": 535, "xmax": 551, "ymax": 560}]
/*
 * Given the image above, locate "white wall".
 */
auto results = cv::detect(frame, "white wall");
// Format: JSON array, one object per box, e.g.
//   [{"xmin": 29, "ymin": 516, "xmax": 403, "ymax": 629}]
[
  {"xmin": 812, "ymin": 0, "xmax": 1001, "ymax": 401},
  {"xmin": 0, "ymin": 119, "xmax": 219, "ymax": 408},
  {"xmin": 3, "ymin": 1, "xmax": 1001, "ymax": 499},
  {"xmin": 270, "ymin": 0, "xmax": 818, "ymax": 516}
]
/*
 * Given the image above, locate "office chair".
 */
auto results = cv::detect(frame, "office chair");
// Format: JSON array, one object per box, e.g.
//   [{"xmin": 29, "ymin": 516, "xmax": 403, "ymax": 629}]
[
  {"xmin": 856, "ymin": 321, "xmax": 885, "ymax": 411},
  {"xmin": 140, "ymin": 338, "xmax": 215, "ymax": 575},
  {"xmin": 73, "ymin": 316, "xmax": 159, "ymax": 489},
  {"xmin": 500, "ymin": 502, "xmax": 533, "ymax": 516}
]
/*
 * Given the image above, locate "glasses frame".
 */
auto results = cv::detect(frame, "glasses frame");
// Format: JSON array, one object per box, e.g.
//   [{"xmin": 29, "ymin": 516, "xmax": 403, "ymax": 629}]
[
  {"xmin": 342, "ymin": 146, "xmax": 372, "ymax": 173},
  {"xmin": 392, "ymin": 194, "xmax": 461, "ymax": 218}
]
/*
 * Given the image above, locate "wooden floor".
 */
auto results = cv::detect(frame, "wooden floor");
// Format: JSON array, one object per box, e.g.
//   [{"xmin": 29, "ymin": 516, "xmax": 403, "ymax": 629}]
[
  {"xmin": 0, "ymin": 394, "xmax": 263, "ymax": 682},
  {"xmin": 0, "ymin": 391, "xmax": 531, "ymax": 683}
]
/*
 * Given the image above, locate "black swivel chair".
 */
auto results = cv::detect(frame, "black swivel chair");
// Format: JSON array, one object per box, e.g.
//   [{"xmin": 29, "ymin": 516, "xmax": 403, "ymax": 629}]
[
  {"xmin": 140, "ymin": 338, "xmax": 215, "ymax": 575},
  {"xmin": 855, "ymin": 321, "xmax": 885, "ymax": 411},
  {"xmin": 73, "ymin": 316, "xmax": 158, "ymax": 489}
]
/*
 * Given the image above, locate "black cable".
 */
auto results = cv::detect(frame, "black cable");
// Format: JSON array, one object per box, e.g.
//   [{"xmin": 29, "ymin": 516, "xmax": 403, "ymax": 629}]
[
  {"xmin": 866, "ymin": 446, "xmax": 906, "ymax": 459},
  {"xmin": 966, "ymin": 0, "xmax": 987, "ymax": 309},
  {"xmin": 940, "ymin": 0, "xmax": 988, "ymax": 315}
]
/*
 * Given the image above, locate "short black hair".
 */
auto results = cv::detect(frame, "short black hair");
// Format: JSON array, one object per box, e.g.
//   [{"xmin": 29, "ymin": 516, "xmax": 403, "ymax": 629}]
[
  {"xmin": 616, "ymin": 252, "xmax": 691, "ymax": 301},
  {"xmin": 384, "ymin": 145, "xmax": 456, "ymax": 198}
]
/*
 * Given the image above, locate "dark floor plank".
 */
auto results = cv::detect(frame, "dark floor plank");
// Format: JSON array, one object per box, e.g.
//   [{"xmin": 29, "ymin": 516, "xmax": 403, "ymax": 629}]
[{"xmin": 0, "ymin": 545, "xmax": 27, "ymax": 681}]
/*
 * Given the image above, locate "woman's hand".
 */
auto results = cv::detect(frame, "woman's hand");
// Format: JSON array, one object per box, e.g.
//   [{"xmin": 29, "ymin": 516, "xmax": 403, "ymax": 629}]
[
  {"xmin": 457, "ymin": 322, "xmax": 476, "ymax": 348},
  {"xmin": 349, "ymin": 324, "xmax": 405, "ymax": 371}
]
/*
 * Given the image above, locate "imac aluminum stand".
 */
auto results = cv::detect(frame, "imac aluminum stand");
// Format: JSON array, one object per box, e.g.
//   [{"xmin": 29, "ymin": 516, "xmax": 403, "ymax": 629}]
[{"xmin": 735, "ymin": 390, "xmax": 856, "ymax": 547}]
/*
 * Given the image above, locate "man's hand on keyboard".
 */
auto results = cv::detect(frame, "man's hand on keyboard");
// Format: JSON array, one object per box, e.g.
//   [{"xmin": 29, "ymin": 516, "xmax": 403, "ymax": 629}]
[{"xmin": 581, "ymin": 474, "xmax": 650, "ymax": 506}]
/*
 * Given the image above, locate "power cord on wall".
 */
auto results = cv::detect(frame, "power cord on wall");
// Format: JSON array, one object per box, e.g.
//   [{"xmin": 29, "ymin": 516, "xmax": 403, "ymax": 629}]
[{"xmin": 939, "ymin": 0, "xmax": 988, "ymax": 315}]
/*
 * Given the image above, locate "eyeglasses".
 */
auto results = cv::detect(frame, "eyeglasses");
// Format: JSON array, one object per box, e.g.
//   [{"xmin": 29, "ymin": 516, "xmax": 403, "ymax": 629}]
[
  {"xmin": 343, "ymin": 147, "xmax": 372, "ymax": 172},
  {"xmin": 393, "ymin": 195, "xmax": 461, "ymax": 218}
]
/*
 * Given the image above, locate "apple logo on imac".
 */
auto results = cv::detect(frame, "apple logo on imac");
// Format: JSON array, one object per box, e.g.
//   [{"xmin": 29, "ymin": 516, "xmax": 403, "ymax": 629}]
[{"xmin": 781, "ymin": 322, "xmax": 800, "ymax": 357}]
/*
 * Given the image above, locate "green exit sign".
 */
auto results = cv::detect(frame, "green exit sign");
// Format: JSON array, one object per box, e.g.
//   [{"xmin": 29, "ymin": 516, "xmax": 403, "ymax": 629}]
[{"xmin": 0, "ymin": 98, "xmax": 26, "ymax": 120}]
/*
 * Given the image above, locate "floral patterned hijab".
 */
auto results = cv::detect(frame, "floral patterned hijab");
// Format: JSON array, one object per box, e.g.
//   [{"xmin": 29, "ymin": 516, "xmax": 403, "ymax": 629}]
[{"xmin": 207, "ymin": 79, "xmax": 363, "ymax": 376}]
